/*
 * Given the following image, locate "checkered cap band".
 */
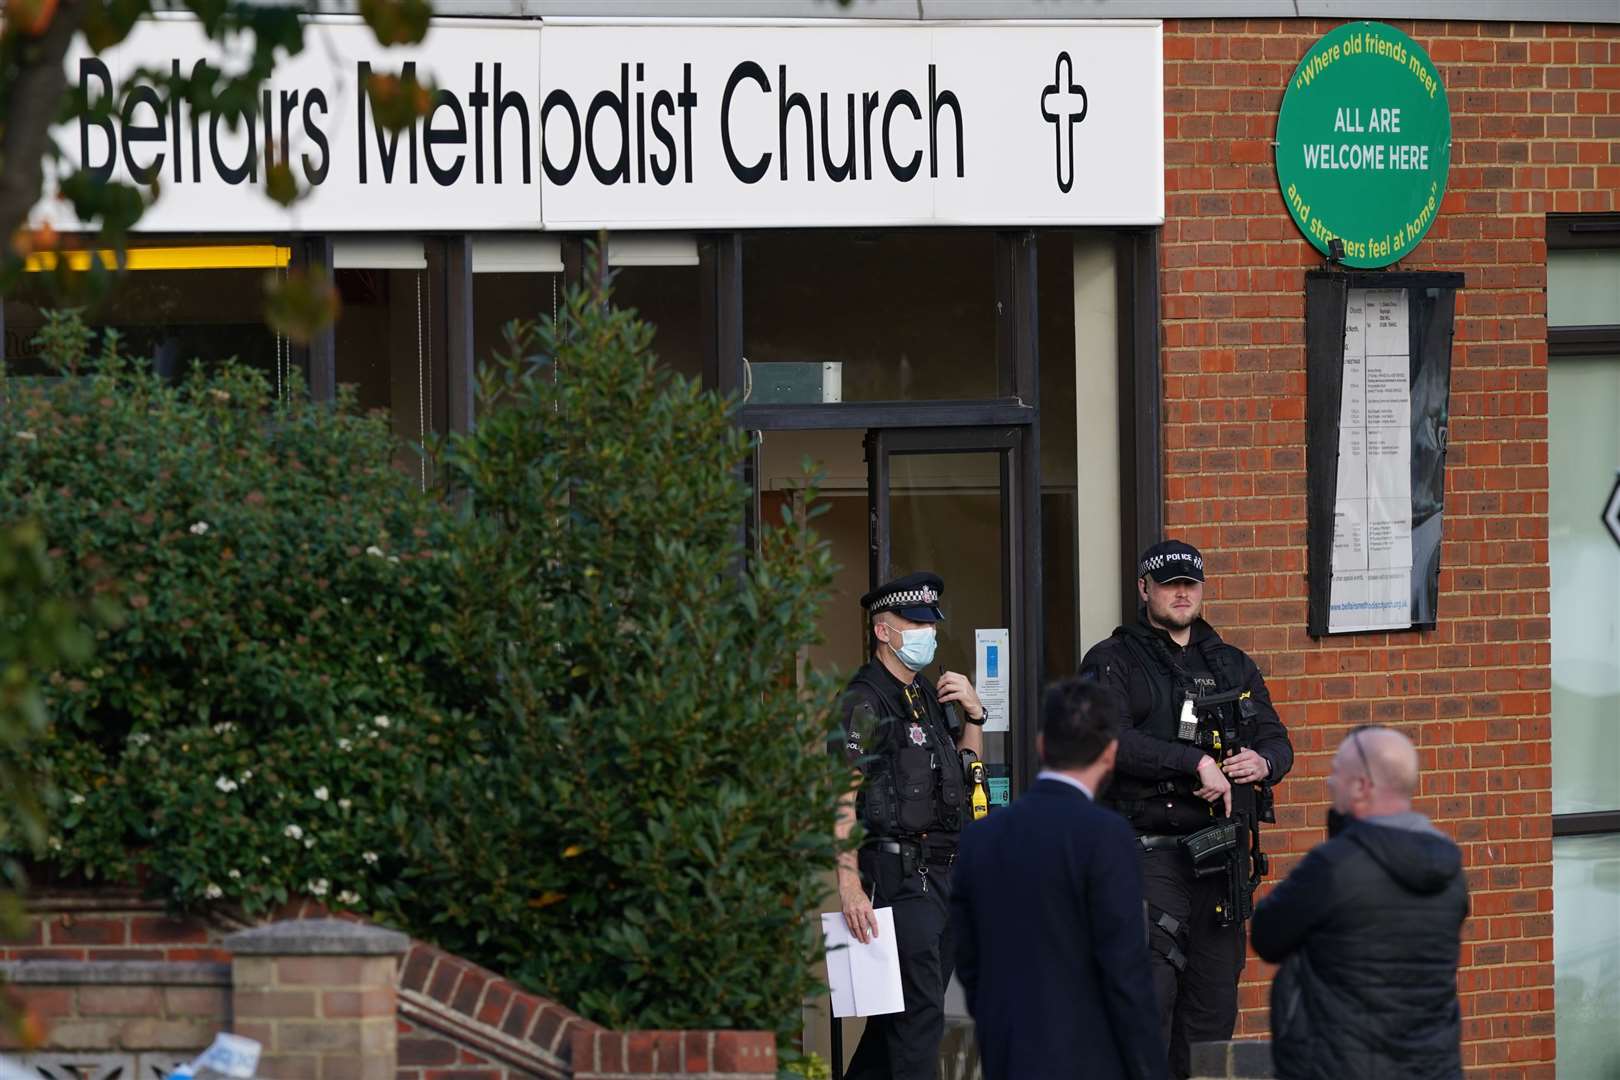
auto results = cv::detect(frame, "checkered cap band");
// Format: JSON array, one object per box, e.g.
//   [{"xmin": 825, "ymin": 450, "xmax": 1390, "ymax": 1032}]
[{"xmin": 877, "ymin": 586, "xmax": 939, "ymax": 609}]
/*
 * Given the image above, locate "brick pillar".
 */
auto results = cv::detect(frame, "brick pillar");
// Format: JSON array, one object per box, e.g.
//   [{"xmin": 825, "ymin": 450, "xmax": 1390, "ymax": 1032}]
[{"xmin": 224, "ymin": 918, "xmax": 406, "ymax": 1080}]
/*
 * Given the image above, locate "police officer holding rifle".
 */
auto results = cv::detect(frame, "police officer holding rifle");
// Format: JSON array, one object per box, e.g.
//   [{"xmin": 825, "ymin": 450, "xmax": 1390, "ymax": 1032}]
[{"xmin": 1080, "ymin": 541, "xmax": 1294, "ymax": 1079}]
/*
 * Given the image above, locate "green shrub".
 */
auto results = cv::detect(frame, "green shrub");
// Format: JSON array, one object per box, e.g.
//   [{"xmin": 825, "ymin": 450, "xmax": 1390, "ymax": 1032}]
[
  {"xmin": 0, "ymin": 313, "xmax": 459, "ymax": 911},
  {"xmin": 0, "ymin": 520, "xmax": 102, "ymax": 1040},
  {"xmin": 2, "ymin": 286, "xmax": 845, "ymax": 1043},
  {"xmin": 376, "ymin": 279, "xmax": 845, "ymax": 1038}
]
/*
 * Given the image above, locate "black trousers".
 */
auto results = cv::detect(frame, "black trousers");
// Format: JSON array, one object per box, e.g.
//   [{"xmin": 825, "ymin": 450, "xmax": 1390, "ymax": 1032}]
[
  {"xmin": 844, "ymin": 847, "xmax": 954, "ymax": 1080},
  {"xmin": 1140, "ymin": 843, "xmax": 1245, "ymax": 1080}
]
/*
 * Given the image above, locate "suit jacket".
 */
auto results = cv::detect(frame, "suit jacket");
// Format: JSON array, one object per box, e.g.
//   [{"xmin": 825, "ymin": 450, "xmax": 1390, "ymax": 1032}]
[{"xmin": 951, "ymin": 778, "xmax": 1166, "ymax": 1080}]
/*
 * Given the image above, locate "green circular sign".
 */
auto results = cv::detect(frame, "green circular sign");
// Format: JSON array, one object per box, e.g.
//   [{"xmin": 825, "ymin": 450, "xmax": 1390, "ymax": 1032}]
[{"xmin": 1275, "ymin": 21, "xmax": 1450, "ymax": 268}]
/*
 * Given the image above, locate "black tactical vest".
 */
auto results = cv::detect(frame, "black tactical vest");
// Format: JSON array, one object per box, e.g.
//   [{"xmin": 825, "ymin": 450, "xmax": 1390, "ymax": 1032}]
[
  {"xmin": 1107, "ymin": 625, "xmax": 1251, "ymax": 832},
  {"xmin": 846, "ymin": 667, "xmax": 965, "ymax": 839}
]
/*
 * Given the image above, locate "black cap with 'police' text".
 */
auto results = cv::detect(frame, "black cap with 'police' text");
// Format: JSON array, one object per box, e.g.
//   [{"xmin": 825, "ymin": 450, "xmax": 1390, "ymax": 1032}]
[
  {"xmin": 1137, "ymin": 540, "xmax": 1205, "ymax": 584},
  {"xmin": 861, "ymin": 571, "xmax": 945, "ymax": 623}
]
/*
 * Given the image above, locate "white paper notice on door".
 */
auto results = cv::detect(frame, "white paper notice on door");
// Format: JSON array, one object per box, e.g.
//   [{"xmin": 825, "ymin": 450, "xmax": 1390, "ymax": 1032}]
[
  {"xmin": 1330, "ymin": 288, "xmax": 1414, "ymax": 633},
  {"xmin": 821, "ymin": 908, "xmax": 905, "ymax": 1018},
  {"xmin": 974, "ymin": 628, "xmax": 1011, "ymax": 734}
]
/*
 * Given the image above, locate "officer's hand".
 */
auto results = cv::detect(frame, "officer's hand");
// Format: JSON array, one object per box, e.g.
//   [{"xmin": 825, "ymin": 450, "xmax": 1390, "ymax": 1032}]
[
  {"xmin": 1221, "ymin": 748, "xmax": 1269, "ymax": 786},
  {"xmin": 1195, "ymin": 755, "xmax": 1233, "ymax": 817},
  {"xmin": 840, "ymin": 877, "xmax": 878, "ymax": 944},
  {"xmin": 936, "ymin": 671, "xmax": 984, "ymax": 722}
]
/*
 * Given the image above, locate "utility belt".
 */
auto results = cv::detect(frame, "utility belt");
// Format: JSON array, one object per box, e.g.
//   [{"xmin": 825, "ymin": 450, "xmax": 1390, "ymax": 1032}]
[
  {"xmin": 866, "ymin": 836, "xmax": 958, "ymax": 868},
  {"xmin": 1138, "ymin": 816, "xmax": 1269, "ymax": 928},
  {"xmin": 1137, "ymin": 820, "xmax": 1242, "ymax": 864}
]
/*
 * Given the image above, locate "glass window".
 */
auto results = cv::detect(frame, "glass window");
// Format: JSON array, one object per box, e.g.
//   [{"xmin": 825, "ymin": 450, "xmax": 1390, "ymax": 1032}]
[
  {"xmin": 1548, "ymin": 250, "xmax": 1620, "ymax": 328},
  {"xmin": 332, "ymin": 248, "xmax": 451, "ymax": 486},
  {"xmin": 742, "ymin": 230, "xmax": 998, "ymax": 402},
  {"xmin": 610, "ymin": 266, "xmax": 703, "ymax": 385},
  {"xmin": 473, "ymin": 271, "xmax": 562, "ymax": 372},
  {"xmin": 887, "ymin": 449, "xmax": 1008, "ymax": 772},
  {"xmin": 5, "ymin": 245, "xmax": 291, "ymax": 395},
  {"xmin": 1548, "ymin": 354, "xmax": 1620, "ymax": 815},
  {"xmin": 1553, "ymin": 833, "xmax": 1620, "ymax": 1079}
]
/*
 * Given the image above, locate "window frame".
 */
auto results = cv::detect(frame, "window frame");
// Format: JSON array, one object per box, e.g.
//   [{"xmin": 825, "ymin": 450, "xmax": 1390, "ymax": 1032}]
[{"xmin": 1548, "ymin": 212, "xmax": 1620, "ymax": 840}]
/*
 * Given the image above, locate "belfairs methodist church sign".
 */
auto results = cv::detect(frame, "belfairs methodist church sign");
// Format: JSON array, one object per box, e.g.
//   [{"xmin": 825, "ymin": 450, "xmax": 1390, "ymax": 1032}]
[
  {"xmin": 34, "ymin": 16, "xmax": 1164, "ymax": 233},
  {"xmin": 1275, "ymin": 22, "xmax": 1450, "ymax": 269}
]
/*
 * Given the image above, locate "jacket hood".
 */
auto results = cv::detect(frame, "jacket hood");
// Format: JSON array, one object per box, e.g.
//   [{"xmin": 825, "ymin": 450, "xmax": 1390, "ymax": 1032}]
[{"xmin": 1345, "ymin": 817, "xmax": 1462, "ymax": 896}]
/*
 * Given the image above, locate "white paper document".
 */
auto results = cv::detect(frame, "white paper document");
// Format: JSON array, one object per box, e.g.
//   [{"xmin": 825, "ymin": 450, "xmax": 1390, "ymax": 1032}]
[
  {"xmin": 822, "ymin": 908, "xmax": 905, "ymax": 1018},
  {"xmin": 1330, "ymin": 287, "xmax": 1414, "ymax": 633},
  {"xmin": 974, "ymin": 628, "xmax": 1011, "ymax": 734}
]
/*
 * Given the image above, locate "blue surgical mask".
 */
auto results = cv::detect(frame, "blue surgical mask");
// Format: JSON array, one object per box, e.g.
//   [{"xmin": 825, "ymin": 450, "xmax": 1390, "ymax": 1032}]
[{"xmin": 889, "ymin": 627, "xmax": 937, "ymax": 672}]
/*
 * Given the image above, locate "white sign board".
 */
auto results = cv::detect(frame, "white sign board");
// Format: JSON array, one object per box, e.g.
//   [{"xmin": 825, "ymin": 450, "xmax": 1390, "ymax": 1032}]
[
  {"xmin": 34, "ymin": 16, "xmax": 543, "ymax": 234},
  {"xmin": 36, "ymin": 16, "xmax": 1163, "ymax": 233},
  {"xmin": 1328, "ymin": 288, "xmax": 1414, "ymax": 633},
  {"xmin": 537, "ymin": 20, "xmax": 1164, "ymax": 229}
]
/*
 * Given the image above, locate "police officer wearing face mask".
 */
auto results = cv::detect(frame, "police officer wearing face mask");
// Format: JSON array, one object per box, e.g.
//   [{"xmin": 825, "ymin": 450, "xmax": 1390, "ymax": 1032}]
[
  {"xmin": 1079, "ymin": 541, "xmax": 1293, "ymax": 1080},
  {"xmin": 833, "ymin": 572, "xmax": 985, "ymax": 1080}
]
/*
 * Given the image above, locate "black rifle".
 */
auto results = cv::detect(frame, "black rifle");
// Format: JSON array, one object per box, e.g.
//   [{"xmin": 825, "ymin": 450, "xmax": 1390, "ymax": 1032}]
[{"xmin": 1180, "ymin": 688, "xmax": 1274, "ymax": 926}]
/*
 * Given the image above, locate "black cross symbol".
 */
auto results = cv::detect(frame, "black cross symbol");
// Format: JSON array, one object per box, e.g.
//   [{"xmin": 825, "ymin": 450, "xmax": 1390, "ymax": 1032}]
[{"xmin": 1040, "ymin": 52, "xmax": 1088, "ymax": 194}]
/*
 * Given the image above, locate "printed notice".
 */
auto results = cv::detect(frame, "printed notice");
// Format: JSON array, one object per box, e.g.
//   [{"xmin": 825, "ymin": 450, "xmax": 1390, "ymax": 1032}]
[
  {"xmin": 974, "ymin": 628, "xmax": 1011, "ymax": 734},
  {"xmin": 1329, "ymin": 288, "xmax": 1414, "ymax": 632}
]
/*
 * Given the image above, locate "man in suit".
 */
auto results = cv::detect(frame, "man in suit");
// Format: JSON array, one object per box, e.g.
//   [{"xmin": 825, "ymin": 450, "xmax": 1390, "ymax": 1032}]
[{"xmin": 951, "ymin": 678, "xmax": 1166, "ymax": 1080}]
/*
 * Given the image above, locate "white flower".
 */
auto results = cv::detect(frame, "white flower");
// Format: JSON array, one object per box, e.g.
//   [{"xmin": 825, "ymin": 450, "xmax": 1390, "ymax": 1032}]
[
  {"xmin": 337, "ymin": 890, "xmax": 360, "ymax": 906},
  {"xmin": 215, "ymin": 776, "xmax": 238, "ymax": 794},
  {"xmin": 362, "ymin": 851, "xmax": 379, "ymax": 866},
  {"xmin": 239, "ymin": 770, "xmax": 253, "ymax": 783},
  {"xmin": 307, "ymin": 878, "xmax": 329, "ymax": 897},
  {"xmin": 189, "ymin": 521, "xmax": 210, "ymax": 536},
  {"xmin": 373, "ymin": 715, "xmax": 391, "ymax": 729},
  {"xmin": 15, "ymin": 431, "xmax": 37, "ymax": 442},
  {"xmin": 128, "ymin": 732, "xmax": 151, "ymax": 748},
  {"xmin": 338, "ymin": 798, "xmax": 352, "ymax": 812},
  {"xmin": 284, "ymin": 824, "xmax": 303, "ymax": 840},
  {"xmin": 304, "ymin": 837, "xmax": 316, "ymax": 849},
  {"xmin": 337, "ymin": 738, "xmax": 353, "ymax": 752},
  {"xmin": 48, "ymin": 837, "xmax": 63, "ymax": 852},
  {"xmin": 212, "ymin": 722, "xmax": 236, "ymax": 735},
  {"xmin": 203, "ymin": 883, "xmax": 223, "ymax": 900},
  {"xmin": 340, "ymin": 597, "xmax": 351, "ymax": 605},
  {"xmin": 314, "ymin": 786, "xmax": 329, "ymax": 801},
  {"xmin": 387, "ymin": 555, "xmax": 400, "ymax": 564},
  {"xmin": 67, "ymin": 792, "xmax": 86, "ymax": 806},
  {"xmin": 261, "ymin": 856, "xmax": 271, "ymax": 865},
  {"xmin": 365, "ymin": 545, "xmax": 385, "ymax": 558},
  {"xmin": 375, "ymin": 655, "xmax": 385, "ymax": 664},
  {"xmin": 228, "ymin": 869, "xmax": 241, "ymax": 880},
  {"xmin": 209, "ymin": 389, "xmax": 231, "ymax": 403}
]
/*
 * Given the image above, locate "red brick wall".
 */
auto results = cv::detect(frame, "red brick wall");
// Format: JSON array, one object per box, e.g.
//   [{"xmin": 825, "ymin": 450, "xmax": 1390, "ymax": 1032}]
[
  {"xmin": 1161, "ymin": 17, "xmax": 1618, "ymax": 1078},
  {"xmin": 7, "ymin": 895, "xmax": 773, "ymax": 1079}
]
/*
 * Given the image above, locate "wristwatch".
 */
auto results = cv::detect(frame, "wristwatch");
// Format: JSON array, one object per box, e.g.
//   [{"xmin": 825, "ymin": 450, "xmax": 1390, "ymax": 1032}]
[{"xmin": 966, "ymin": 704, "xmax": 989, "ymax": 726}]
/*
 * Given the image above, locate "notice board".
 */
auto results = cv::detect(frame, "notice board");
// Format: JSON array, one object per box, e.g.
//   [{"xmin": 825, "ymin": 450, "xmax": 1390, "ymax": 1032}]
[{"xmin": 1306, "ymin": 270, "xmax": 1463, "ymax": 636}]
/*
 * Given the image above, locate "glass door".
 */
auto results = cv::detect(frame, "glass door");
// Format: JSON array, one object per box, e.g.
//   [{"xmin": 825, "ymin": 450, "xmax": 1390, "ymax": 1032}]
[{"xmin": 867, "ymin": 426, "xmax": 1040, "ymax": 803}]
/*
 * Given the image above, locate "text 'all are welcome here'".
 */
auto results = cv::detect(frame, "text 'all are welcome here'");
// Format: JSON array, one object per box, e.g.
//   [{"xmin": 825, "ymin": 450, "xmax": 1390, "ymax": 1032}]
[{"xmin": 1278, "ymin": 24, "xmax": 1449, "ymax": 268}]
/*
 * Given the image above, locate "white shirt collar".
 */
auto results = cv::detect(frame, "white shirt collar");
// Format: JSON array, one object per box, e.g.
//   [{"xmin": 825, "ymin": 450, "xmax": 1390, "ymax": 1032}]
[{"xmin": 1036, "ymin": 769, "xmax": 1094, "ymax": 801}]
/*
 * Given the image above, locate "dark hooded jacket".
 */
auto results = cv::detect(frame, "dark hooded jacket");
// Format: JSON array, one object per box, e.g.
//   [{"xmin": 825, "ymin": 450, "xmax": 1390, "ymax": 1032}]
[
  {"xmin": 1080, "ymin": 616, "xmax": 1294, "ymax": 833},
  {"xmin": 1252, "ymin": 813, "xmax": 1469, "ymax": 1080}
]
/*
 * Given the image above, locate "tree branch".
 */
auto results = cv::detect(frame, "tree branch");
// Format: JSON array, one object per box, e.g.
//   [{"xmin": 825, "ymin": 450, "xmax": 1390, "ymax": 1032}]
[{"xmin": 0, "ymin": 0, "xmax": 86, "ymax": 247}]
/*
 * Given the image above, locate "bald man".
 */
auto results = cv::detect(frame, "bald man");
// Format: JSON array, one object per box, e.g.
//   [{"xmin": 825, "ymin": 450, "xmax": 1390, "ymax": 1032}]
[{"xmin": 1251, "ymin": 726, "xmax": 1468, "ymax": 1080}]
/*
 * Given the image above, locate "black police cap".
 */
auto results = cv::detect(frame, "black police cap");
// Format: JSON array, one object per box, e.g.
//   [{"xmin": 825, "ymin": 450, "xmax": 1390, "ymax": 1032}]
[
  {"xmin": 1138, "ymin": 540, "xmax": 1205, "ymax": 584},
  {"xmin": 861, "ymin": 571, "xmax": 945, "ymax": 623}
]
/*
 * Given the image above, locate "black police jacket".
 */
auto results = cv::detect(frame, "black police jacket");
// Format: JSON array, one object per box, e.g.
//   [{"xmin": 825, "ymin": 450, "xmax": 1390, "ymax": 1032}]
[
  {"xmin": 1079, "ymin": 617, "xmax": 1293, "ymax": 830},
  {"xmin": 837, "ymin": 661, "xmax": 967, "ymax": 842},
  {"xmin": 1253, "ymin": 815, "xmax": 1469, "ymax": 1080}
]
